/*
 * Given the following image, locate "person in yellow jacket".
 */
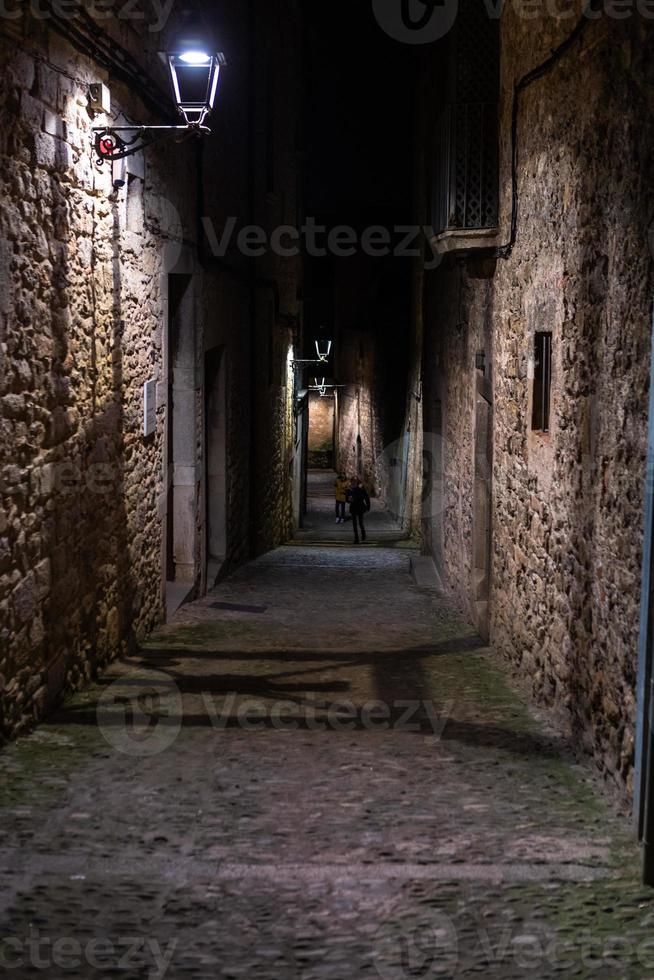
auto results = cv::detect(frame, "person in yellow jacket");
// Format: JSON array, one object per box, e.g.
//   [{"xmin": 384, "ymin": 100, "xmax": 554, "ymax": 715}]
[{"xmin": 334, "ymin": 473, "xmax": 349, "ymax": 523}]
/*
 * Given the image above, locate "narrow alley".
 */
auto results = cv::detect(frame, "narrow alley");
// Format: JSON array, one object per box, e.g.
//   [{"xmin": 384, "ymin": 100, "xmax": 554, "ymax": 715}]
[
  {"xmin": 3, "ymin": 0, "xmax": 654, "ymax": 975},
  {"xmin": 1, "ymin": 542, "xmax": 652, "ymax": 977}
]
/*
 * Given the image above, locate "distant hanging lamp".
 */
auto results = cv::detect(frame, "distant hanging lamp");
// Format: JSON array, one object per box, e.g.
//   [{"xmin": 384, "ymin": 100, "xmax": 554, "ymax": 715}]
[
  {"xmin": 309, "ymin": 378, "xmax": 345, "ymax": 398},
  {"xmin": 315, "ymin": 340, "xmax": 332, "ymax": 363},
  {"xmin": 291, "ymin": 337, "xmax": 333, "ymax": 369}
]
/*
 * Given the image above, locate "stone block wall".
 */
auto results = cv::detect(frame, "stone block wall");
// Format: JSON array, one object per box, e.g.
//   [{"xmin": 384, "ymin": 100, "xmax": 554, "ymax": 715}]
[
  {"xmin": 0, "ymin": 0, "xmax": 307, "ymax": 739},
  {"xmin": 335, "ymin": 329, "xmax": 377, "ymax": 490},
  {"xmin": 201, "ymin": 0, "xmax": 304, "ymax": 562},
  {"xmin": 330, "ymin": 249, "xmax": 414, "ymax": 505},
  {"xmin": 248, "ymin": 0, "xmax": 303, "ymax": 556},
  {"xmin": 419, "ymin": 12, "xmax": 654, "ymax": 796},
  {"xmin": 308, "ymin": 395, "xmax": 334, "ymax": 453},
  {"xmin": 308, "ymin": 393, "xmax": 335, "ymax": 469},
  {"xmin": 0, "ymin": 13, "xmax": 201, "ymax": 735}
]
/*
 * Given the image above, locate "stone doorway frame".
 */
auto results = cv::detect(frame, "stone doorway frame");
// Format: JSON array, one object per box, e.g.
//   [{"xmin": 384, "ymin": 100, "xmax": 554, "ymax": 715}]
[
  {"xmin": 204, "ymin": 345, "xmax": 227, "ymax": 590},
  {"xmin": 161, "ymin": 244, "xmax": 201, "ymax": 620}
]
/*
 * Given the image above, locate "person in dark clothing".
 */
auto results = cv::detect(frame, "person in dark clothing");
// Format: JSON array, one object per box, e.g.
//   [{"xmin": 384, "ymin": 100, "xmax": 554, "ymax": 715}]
[{"xmin": 348, "ymin": 477, "xmax": 370, "ymax": 544}]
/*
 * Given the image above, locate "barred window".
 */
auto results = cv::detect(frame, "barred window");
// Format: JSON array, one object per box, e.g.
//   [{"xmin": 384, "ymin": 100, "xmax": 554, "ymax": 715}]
[
  {"xmin": 432, "ymin": 0, "xmax": 499, "ymax": 235},
  {"xmin": 532, "ymin": 333, "xmax": 552, "ymax": 433}
]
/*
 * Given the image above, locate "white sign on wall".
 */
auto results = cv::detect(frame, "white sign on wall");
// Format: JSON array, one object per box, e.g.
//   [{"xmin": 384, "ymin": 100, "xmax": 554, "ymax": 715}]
[{"xmin": 143, "ymin": 379, "xmax": 157, "ymax": 437}]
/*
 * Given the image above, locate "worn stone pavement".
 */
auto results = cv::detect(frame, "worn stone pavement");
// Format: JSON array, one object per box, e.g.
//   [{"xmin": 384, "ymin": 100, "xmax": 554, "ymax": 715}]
[{"xmin": 0, "ymin": 546, "xmax": 653, "ymax": 979}]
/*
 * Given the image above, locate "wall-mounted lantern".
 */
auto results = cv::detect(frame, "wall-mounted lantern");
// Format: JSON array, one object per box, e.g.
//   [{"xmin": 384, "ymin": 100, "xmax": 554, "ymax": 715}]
[
  {"xmin": 291, "ymin": 339, "xmax": 333, "ymax": 370},
  {"xmin": 167, "ymin": 42, "xmax": 224, "ymax": 126},
  {"xmin": 93, "ymin": 26, "xmax": 226, "ymax": 164},
  {"xmin": 309, "ymin": 378, "xmax": 345, "ymax": 398},
  {"xmin": 315, "ymin": 340, "xmax": 332, "ymax": 362}
]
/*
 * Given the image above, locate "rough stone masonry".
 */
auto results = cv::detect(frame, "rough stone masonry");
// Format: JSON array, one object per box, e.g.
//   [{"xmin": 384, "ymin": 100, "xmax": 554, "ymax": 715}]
[
  {"xmin": 0, "ymin": 23, "xmax": 190, "ymax": 734},
  {"xmin": 418, "ymin": 10, "xmax": 654, "ymax": 799},
  {"xmin": 0, "ymin": 3, "xmax": 305, "ymax": 740}
]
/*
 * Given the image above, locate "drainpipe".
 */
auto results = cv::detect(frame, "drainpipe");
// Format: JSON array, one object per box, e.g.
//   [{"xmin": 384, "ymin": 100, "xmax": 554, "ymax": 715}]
[{"xmin": 636, "ymin": 228, "xmax": 654, "ymax": 884}]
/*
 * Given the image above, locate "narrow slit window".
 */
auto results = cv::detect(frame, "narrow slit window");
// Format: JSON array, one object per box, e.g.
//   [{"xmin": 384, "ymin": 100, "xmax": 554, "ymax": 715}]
[{"xmin": 532, "ymin": 332, "xmax": 552, "ymax": 433}]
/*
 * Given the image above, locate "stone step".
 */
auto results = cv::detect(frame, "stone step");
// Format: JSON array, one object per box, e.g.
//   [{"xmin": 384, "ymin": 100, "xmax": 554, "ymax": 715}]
[{"xmin": 286, "ymin": 538, "xmax": 419, "ymax": 549}]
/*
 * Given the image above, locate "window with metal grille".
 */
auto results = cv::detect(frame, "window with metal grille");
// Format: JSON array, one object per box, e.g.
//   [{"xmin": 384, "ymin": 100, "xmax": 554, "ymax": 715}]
[
  {"xmin": 532, "ymin": 333, "xmax": 552, "ymax": 433},
  {"xmin": 432, "ymin": 0, "xmax": 499, "ymax": 235}
]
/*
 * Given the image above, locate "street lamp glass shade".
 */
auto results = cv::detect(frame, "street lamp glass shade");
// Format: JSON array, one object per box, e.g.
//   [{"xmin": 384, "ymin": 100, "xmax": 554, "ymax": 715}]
[
  {"xmin": 167, "ymin": 49, "xmax": 225, "ymax": 125},
  {"xmin": 315, "ymin": 340, "xmax": 332, "ymax": 361}
]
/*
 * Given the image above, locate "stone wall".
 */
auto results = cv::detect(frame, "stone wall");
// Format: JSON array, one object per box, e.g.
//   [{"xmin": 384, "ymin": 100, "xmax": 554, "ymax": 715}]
[
  {"xmin": 330, "ymin": 250, "xmax": 414, "ymax": 503},
  {"xmin": 248, "ymin": 0, "xmax": 303, "ymax": 555},
  {"xmin": 0, "ymin": 13, "xmax": 200, "ymax": 735},
  {"xmin": 200, "ymin": 0, "xmax": 303, "ymax": 561},
  {"xmin": 419, "ymin": 12, "xmax": 654, "ymax": 797},
  {"xmin": 308, "ymin": 395, "xmax": 334, "ymax": 452},
  {"xmin": 308, "ymin": 393, "xmax": 334, "ymax": 468},
  {"xmin": 0, "ymin": 0, "xmax": 306, "ymax": 739},
  {"xmin": 335, "ymin": 328, "xmax": 376, "ymax": 489}
]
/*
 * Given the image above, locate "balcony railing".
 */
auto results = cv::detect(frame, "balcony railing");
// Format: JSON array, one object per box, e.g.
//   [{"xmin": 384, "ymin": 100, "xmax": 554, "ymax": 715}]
[{"xmin": 432, "ymin": 102, "xmax": 499, "ymax": 236}]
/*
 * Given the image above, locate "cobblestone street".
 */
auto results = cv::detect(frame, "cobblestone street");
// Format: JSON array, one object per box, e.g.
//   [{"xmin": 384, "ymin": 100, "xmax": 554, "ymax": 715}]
[{"xmin": 0, "ymin": 545, "xmax": 652, "ymax": 978}]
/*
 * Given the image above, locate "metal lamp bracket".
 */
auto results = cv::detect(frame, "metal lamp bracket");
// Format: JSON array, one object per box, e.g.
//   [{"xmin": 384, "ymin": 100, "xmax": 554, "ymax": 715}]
[
  {"xmin": 291, "ymin": 357, "xmax": 329, "ymax": 370},
  {"xmin": 93, "ymin": 123, "xmax": 211, "ymax": 165}
]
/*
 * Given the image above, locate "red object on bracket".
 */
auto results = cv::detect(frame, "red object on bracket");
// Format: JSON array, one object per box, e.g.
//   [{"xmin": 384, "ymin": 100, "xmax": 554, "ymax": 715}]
[{"xmin": 99, "ymin": 137, "xmax": 116, "ymax": 158}]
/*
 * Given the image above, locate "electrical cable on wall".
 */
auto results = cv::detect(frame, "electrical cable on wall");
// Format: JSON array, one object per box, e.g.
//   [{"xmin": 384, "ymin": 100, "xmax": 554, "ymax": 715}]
[{"xmin": 488, "ymin": 0, "xmax": 604, "ymax": 262}]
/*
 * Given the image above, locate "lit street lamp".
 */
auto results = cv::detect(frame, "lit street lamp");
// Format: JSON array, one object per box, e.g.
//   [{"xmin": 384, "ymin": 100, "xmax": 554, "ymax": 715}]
[
  {"xmin": 167, "ymin": 41, "xmax": 225, "ymax": 127},
  {"xmin": 93, "ymin": 26, "xmax": 225, "ymax": 164},
  {"xmin": 315, "ymin": 340, "xmax": 332, "ymax": 362}
]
